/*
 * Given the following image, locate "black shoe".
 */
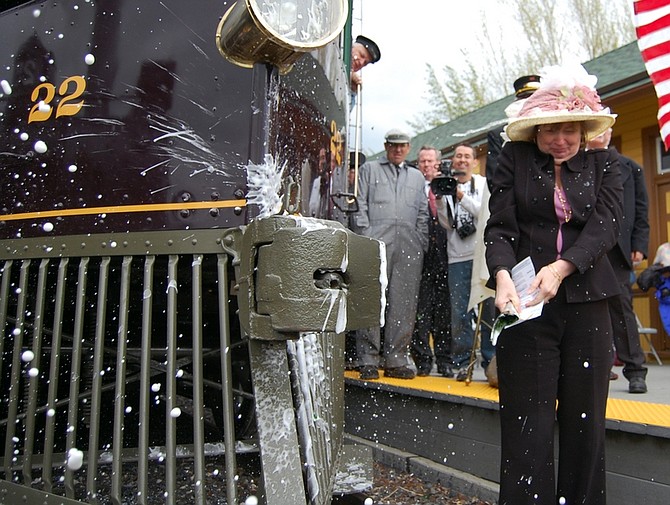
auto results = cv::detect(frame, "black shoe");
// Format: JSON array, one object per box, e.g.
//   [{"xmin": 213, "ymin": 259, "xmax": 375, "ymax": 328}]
[
  {"xmin": 416, "ymin": 362, "xmax": 432, "ymax": 376},
  {"xmin": 456, "ymin": 369, "xmax": 468, "ymax": 382},
  {"xmin": 438, "ymin": 364, "xmax": 454, "ymax": 378},
  {"xmin": 359, "ymin": 366, "xmax": 379, "ymax": 380},
  {"xmin": 628, "ymin": 377, "xmax": 647, "ymax": 394},
  {"xmin": 384, "ymin": 366, "xmax": 416, "ymax": 379}
]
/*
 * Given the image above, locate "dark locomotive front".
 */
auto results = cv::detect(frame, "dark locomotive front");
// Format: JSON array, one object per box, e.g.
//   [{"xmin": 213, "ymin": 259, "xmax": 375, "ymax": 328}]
[{"xmin": 0, "ymin": 1, "xmax": 384, "ymax": 504}]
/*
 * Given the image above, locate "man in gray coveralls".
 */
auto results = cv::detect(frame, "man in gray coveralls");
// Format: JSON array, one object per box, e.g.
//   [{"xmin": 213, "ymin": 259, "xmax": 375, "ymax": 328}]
[{"xmin": 352, "ymin": 129, "xmax": 429, "ymax": 380}]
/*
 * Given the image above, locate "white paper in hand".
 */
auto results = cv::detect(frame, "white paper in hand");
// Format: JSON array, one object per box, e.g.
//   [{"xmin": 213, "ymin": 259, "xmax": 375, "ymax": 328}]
[{"xmin": 491, "ymin": 257, "xmax": 543, "ymax": 345}]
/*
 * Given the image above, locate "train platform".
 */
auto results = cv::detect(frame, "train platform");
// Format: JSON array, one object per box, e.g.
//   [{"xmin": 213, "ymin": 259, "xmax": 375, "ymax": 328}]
[
  {"xmin": 346, "ymin": 361, "xmax": 670, "ymax": 430},
  {"xmin": 344, "ymin": 359, "xmax": 670, "ymax": 505}
]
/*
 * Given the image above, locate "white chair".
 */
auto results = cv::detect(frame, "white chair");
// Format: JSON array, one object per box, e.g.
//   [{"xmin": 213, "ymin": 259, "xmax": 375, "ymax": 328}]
[{"xmin": 636, "ymin": 313, "xmax": 663, "ymax": 366}]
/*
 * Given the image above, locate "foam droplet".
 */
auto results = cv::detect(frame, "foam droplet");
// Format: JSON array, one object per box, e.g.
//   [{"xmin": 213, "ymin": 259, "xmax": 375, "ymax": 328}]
[
  {"xmin": 1, "ymin": 80, "xmax": 12, "ymax": 95},
  {"xmin": 67, "ymin": 448, "xmax": 84, "ymax": 470},
  {"xmin": 84, "ymin": 53, "xmax": 95, "ymax": 65},
  {"xmin": 34, "ymin": 140, "xmax": 47, "ymax": 153}
]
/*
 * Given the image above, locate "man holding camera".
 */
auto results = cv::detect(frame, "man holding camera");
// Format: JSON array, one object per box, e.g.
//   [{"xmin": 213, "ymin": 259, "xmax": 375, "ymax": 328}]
[{"xmin": 435, "ymin": 143, "xmax": 487, "ymax": 380}]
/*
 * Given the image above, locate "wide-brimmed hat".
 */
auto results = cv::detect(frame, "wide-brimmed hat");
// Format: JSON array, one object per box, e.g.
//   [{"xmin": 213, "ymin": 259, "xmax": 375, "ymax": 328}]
[{"xmin": 505, "ymin": 64, "xmax": 616, "ymax": 142}]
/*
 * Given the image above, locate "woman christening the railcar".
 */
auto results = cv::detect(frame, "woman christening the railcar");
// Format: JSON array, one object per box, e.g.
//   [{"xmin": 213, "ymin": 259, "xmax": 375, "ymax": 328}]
[{"xmin": 485, "ymin": 63, "xmax": 622, "ymax": 505}]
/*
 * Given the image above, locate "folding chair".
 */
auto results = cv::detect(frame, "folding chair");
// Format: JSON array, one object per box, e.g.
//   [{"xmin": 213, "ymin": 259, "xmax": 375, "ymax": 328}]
[{"xmin": 636, "ymin": 313, "xmax": 663, "ymax": 366}]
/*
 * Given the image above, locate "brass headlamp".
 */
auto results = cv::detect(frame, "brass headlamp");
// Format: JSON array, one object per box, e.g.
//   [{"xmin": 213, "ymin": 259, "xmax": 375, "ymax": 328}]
[{"xmin": 216, "ymin": 0, "xmax": 347, "ymax": 73}]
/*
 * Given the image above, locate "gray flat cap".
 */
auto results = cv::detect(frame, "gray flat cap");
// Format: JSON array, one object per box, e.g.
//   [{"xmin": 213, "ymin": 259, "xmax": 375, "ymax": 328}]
[{"xmin": 384, "ymin": 129, "xmax": 411, "ymax": 144}]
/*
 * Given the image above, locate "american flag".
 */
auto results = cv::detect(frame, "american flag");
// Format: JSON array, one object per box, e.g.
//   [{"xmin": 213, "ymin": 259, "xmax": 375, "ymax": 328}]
[{"xmin": 635, "ymin": 0, "xmax": 670, "ymax": 149}]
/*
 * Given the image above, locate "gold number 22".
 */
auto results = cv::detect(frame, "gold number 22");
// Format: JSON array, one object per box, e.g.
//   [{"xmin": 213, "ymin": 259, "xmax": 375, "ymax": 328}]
[{"xmin": 28, "ymin": 76, "xmax": 86, "ymax": 123}]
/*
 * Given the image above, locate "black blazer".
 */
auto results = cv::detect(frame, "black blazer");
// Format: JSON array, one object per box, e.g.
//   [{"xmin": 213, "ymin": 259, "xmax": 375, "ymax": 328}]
[
  {"xmin": 485, "ymin": 141, "xmax": 623, "ymax": 303},
  {"xmin": 608, "ymin": 149, "xmax": 649, "ymax": 268}
]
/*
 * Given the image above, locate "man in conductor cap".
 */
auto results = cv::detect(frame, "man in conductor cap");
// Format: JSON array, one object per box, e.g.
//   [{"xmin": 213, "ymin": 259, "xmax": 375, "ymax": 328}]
[
  {"xmin": 350, "ymin": 35, "xmax": 380, "ymax": 99},
  {"xmin": 352, "ymin": 129, "xmax": 429, "ymax": 380},
  {"xmin": 485, "ymin": 74, "xmax": 541, "ymax": 187}
]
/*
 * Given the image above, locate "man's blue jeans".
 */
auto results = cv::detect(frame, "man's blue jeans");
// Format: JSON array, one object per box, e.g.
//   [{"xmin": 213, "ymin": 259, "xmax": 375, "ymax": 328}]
[{"xmin": 448, "ymin": 260, "xmax": 475, "ymax": 369}]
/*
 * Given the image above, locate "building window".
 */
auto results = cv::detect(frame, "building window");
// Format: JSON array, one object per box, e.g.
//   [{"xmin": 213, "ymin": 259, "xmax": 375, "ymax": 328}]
[{"xmin": 657, "ymin": 137, "xmax": 670, "ymax": 174}]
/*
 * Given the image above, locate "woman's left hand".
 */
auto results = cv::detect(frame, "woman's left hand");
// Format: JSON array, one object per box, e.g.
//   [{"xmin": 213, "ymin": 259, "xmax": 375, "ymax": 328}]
[{"xmin": 526, "ymin": 260, "xmax": 574, "ymax": 306}]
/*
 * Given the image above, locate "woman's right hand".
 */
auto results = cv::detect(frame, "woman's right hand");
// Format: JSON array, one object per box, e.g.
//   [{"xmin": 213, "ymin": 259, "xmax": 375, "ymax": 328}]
[{"xmin": 494, "ymin": 269, "xmax": 520, "ymax": 314}]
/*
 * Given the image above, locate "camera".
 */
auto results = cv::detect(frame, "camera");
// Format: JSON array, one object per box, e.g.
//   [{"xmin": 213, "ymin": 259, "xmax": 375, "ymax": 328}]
[{"xmin": 430, "ymin": 159, "xmax": 466, "ymax": 197}]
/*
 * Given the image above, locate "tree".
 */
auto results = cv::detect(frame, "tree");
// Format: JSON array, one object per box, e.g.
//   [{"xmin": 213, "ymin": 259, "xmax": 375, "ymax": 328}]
[
  {"xmin": 572, "ymin": 0, "xmax": 635, "ymax": 58},
  {"xmin": 407, "ymin": 53, "xmax": 496, "ymax": 132},
  {"xmin": 410, "ymin": 0, "xmax": 635, "ymax": 131}
]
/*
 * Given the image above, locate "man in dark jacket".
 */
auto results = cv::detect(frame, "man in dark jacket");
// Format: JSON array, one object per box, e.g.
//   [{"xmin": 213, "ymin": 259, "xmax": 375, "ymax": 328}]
[
  {"xmin": 410, "ymin": 146, "xmax": 451, "ymax": 375},
  {"xmin": 587, "ymin": 127, "xmax": 650, "ymax": 394}
]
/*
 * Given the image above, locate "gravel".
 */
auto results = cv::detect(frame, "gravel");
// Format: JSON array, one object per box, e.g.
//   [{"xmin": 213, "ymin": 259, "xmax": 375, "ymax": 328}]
[
  {"xmin": 364, "ymin": 462, "xmax": 495, "ymax": 505},
  {"xmin": 29, "ymin": 454, "xmax": 492, "ymax": 504}
]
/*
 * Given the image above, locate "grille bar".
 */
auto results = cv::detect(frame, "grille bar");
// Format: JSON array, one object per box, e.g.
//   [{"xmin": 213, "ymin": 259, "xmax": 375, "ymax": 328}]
[
  {"xmin": 86, "ymin": 256, "xmax": 111, "ymax": 504},
  {"xmin": 65, "ymin": 257, "xmax": 89, "ymax": 499},
  {"xmin": 166, "ymin": 255, "xmax": 178, "ymax": 505},
  {"xmin": 191, "ymin": 255, "xmax": 206, "ymax": 505},
  {"xmin": 111, "ymin": 257, "xmax": 132, "ymax": 505},
  {"xmin": 22, "ymin": 258, "xmax": 49, "ymax": 483},
  {"xmin": 137, "ymin": 255, "xmax": 155, "ymax": 505},
  {"xmin": 4, "ymin": 259, "xmax": 30, "ymax": 481},
  {"xmin": 217, "ymin": 254, "xmax": 239, "ymax": 505}
]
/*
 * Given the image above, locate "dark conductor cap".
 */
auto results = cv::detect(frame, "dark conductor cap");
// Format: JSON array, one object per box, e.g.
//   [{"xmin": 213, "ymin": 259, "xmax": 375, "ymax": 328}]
[
  {"xmin": 355, "ymin": 35, "xmax": 381, "ymax": 63},
  {"xmin": 349, "ymin": 151, "xmax": 366, "ymax": 168},
  {"xmin": 513, "ymin": 74, "xmax": 541, "ymax": 99}
]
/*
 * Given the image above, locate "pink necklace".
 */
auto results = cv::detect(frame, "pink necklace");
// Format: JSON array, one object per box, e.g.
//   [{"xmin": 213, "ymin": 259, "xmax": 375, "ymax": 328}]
[{"xmin": 554, "ymin": 185, "xmax": 572, "ymax": 223}]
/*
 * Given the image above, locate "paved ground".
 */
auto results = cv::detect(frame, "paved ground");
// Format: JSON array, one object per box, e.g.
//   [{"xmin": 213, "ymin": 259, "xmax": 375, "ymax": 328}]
[
  {"xmin": 465, "ymin": 359, "xmax": 669, "ymax": 404},
  {"xmin": 607, "ymin": 361, "xmax": 669, "ymax": 404}
]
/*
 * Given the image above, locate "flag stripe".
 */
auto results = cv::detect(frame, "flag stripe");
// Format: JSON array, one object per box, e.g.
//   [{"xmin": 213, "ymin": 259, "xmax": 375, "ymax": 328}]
[
  {"xmin": 637, "ymin": 21, "xmax": 670, "ymax": 49},
  {"xmin": 635, "ymin": 0, "xmax": 670, "ymax": 15},
  {"xmin": 658, "ymin": 89, "xmax": 670, "ymax": 108},
  {"xmin": 636, "ymin": 12, "xmax": 670, "ymax": 40},
  {"xmin": 647, "ymin": 67, "xmax": 670, "ymax": 85},
  {"xmin": 640, "ymin": 39, "xmax": 670, "ymax": 60},
  {"xmin": 634, "ymin": 0, "xmax": 670, "ymax": 149}
]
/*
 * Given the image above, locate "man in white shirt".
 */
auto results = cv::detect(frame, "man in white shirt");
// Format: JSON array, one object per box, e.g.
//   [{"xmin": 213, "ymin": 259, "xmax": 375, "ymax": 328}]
[{"xmin": 435, "ymin": 143, "xmax": 487, "ymax": 380}]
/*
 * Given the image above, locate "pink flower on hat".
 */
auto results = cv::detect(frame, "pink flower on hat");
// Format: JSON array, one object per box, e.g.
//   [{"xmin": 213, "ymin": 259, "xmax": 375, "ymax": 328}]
[
  {"xmin": 518, "ymin": 84, "xmax": 603, "ymax": 117},
  {"xmin": 516, "ymin": 64, "xmax": 605, "ymax": 118}
]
